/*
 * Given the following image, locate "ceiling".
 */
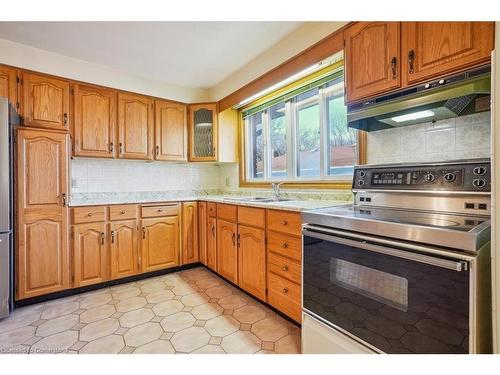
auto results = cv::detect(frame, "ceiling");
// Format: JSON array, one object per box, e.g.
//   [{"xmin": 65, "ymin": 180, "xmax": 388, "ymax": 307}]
[{"xmin": 0, "ymin": 21, "xmax": 302, "ymax": 89}]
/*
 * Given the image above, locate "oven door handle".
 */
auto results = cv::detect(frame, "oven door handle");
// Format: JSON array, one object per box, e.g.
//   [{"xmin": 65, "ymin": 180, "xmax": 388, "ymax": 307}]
[{"xmin": 302, "ymin": 226, "xmax": 468, "ymax": 272}]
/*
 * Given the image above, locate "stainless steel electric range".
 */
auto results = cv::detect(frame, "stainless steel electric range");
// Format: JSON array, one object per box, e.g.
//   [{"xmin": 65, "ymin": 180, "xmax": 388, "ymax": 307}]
[{"xmin": 301, "ymin": 159, "xmax": 492, "ymax": 354}]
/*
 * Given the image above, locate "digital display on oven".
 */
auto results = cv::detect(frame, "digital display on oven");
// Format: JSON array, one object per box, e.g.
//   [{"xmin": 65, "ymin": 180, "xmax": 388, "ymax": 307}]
[{"xmin": 371, "ymin": 171, "xmax": 409, "ymax": 185}]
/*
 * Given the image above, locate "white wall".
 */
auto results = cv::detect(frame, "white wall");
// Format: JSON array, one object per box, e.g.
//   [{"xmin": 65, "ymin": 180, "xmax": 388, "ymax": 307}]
[
  {"xmin": 208, "ymin": 22, "xmax": 347, "ymax": 101},
  {"xmin": 0, "ymin": 38, "xmax": 208, "ymax": 103}
]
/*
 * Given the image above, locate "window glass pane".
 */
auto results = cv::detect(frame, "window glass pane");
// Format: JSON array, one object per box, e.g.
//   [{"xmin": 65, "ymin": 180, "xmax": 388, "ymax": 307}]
[
  {"xmin": 296, "ymin": 88, "xmax": 320, "ymax": 177},
  {"xmin": 247, "ymin": 112, "xmax": 264, "ymax": 179},
  {"xmin": 269, "ymin": 102, "xmax": 287, "ymax": 178},
  {"xmin": 325, "ymin": 78, "xmax": 357, "ymax": 176}
]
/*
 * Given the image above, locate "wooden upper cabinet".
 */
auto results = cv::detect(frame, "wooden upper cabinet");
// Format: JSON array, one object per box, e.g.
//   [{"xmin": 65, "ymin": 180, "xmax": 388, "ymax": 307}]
[
  {"xmin": 16, "ymin": 129, "xmax": 70, "ymax": 299},
  {"xmin": 238, "ymin": 225, "xmax": 266, "ymax": 301},
  {"xmin": 0, "ymin": 65, "xmax": 18, "ymax": 106},
  {"xmin": 345, "ymin": 22, "xmax": 401, "ymax": 103},
  {"xmin": 155, "ymin": 100, "xmax": 187, "ymax": 161},
  {"xmin": 189, "ymin": 103, "xmax": 218, "ymax": 162},
  {"xmin": 402, "ymin": 22, "xmax": 494, "ymax": 85},
  {"xmin": 110, "ymin": 220, "xmax": 139, "ymax": 280},
  {"xmin": 207, "ymin": 216, "xmax": 217, "ymax": 271},
  {"xmin": 73, "ymin": 222, "xmax": 108, "ymax": 287},
  {"xmin": 118, "ymin": 92, "xmax": 154, "ymax": 160},
  {"xmin": 217, "ymin": 219, "xmax": 238, "ymax": 283},
  {"xmin": 181, "ymin": 202, "xmax": 199, "ymax": 265},
  {"xmin": 21, "ymin": 72, "xmax": 70, "ymax": 130},
  {"xmin": 141, "ymin": 216, "xmax": 179, "ymax": 272},
  {"xmin": 73, "ymin": 84, "xmax": 117, "ymax": 158}
]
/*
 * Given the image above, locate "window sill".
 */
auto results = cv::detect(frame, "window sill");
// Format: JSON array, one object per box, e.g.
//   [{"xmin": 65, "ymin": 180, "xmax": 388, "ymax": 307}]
[{"xmin": 239, "ymin": 180, "xmax": 352, "ymax": 190}]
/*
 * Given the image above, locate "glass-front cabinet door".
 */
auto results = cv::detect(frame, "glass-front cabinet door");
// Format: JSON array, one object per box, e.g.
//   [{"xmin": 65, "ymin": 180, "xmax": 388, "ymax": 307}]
[{"xmin": 189, "ymin": 103, "xmax": 218, "ymax": 161}]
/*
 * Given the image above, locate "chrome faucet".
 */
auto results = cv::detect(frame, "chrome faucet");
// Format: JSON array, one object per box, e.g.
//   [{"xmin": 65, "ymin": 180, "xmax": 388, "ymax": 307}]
[{"xmin": 271, "ymin": 182, "xmax": 284, "ymax": 200}]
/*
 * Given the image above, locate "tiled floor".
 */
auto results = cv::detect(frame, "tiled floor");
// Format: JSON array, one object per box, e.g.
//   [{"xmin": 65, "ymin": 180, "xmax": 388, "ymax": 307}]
[{"xmin": 0, "ymin": 267, "xmax": 301, "ymax": 354}]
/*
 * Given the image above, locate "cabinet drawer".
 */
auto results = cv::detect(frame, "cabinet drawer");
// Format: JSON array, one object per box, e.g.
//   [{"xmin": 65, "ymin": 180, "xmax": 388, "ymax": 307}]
[
  {"xmin": 268, "ymin": 252, "xmax": 301, "ymax": 285},
  {"xmin": 267, "ymin": 272, "xmax": 301, "ymax": 323},
  {"xmin": 207, "ymin": 202, "xmax": 217, "ymax": 217},
  {"xmin": 267, "ymin": 209, "xmax": 302, "ymax": 236},
  {"xmin": 267, "ymin": 231, "xmax": 302, "ymax": 262},
  {"xmin": 72, "ymin": 206, "xmax": 107, "ymax": 224},
  {"xmin": 238, "ymin": 206, "xmax": 265, "ymax": 228},
  {"xmin": 217, "ymin": 203, "xmax": 237, "ymax": 222},
  {"xmin": 141, "ymin": 204, "xmax": 179, "ymax": 218},
  {"xmin": 109, "ymin": 205, "xmax": 138, "ymax": 221}
]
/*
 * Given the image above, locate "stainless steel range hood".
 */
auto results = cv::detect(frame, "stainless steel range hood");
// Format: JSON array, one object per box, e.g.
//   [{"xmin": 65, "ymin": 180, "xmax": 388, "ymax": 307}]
[{"xmin": 347, "ymin": 66, "xmax": 491, "ymax": 132}]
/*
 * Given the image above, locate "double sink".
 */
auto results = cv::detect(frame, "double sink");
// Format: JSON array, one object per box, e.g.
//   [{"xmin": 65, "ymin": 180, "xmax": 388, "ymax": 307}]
[{"xmin": 223, "ymin": 196, "xmax": 293, "ymax": 203}]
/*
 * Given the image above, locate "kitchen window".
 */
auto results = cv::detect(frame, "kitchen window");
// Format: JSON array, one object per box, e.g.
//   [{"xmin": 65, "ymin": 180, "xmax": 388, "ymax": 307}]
[{"xmin": 242, "ymin": 66, "xmax": 360, "ymax": 184}]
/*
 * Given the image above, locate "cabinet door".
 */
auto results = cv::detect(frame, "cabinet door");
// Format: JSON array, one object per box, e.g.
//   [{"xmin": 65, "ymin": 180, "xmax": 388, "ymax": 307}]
[
  {"xmin": 155, "ymin": 100, "xmax": 187, "ymax": 161},
  {"xmin": 73, "ymin": 84, "xmax": 117, "ymax": 158},
  {"xmin": 181, "ymin": 202, "xmax": 199, "ymax": 264},
  {"xmin": 198, "ymin": 202, "xmax": 207, "ymax": 266},
  {"xmin": 0, "ymin": 65, "xmax": 18, "ymax": 106},
  {"xmin": 238, "ymin": 225, "xmax": 266, "ymax": 301},
  {"xmin": 16, "ymin": 129, "xmax": 70, "ymax": 299},
  {"xmin": 118, "ymin": 92, "xmax": 154, "ymax": 160},
  {"xmin": 207, "ymin": 216, "xmax": 217, "ymax": 271},
  {"xmin": 21, "ymin": 72, "xmax": 70, "ymax": 130},
  {"xmin": 402, "ymin": 22, "xmax": 494, "ymax": 85},
  {"xmin": 141, "ymin": 216, "xmax": 179, "ymax": 272},
  {"xmin": 345, "ymin": 22, "xmax": 401, "ymax": 103},
  {"xmin": 73, "ymin": 222, "xmax": 108, "ymax": 287},
  {"xmin": 189, "ymin": 103, "xmax": 218, "ymax": 161},
  {"xmin": 216, "ymin": 219, "xmax": 238, "ymax": 283},
  {"xmin": 110, "ymin": 220, "xmax": 139, "ymax": 280}
]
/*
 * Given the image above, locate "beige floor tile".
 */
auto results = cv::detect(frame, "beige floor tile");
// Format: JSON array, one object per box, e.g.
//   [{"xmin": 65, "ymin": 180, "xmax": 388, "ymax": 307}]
[
  {"xmin": 22, "ymin": 336, "xmax": 42, "ymax": 346},
  {"xmin": 205, "ymin": 285, "xmax": 233, "ymax": 299},
  {"xmin": 133, "ymin": 339, "xmax": 175, "ymax": 354},
  {"xmin": 80, "ymin": 293, "xmax": 112, "ymax": 309},
  {"xmin": 115, "ymin": 297, "xmax": 147, "ymax": 313},
  {"xmin": 30, "ymin": 330, "xmax": 78, "ymax": 354},
  {"xmin": 69, "ymin": 341, "xmax": 87, "ymax": 351},
  {"xmin": 160, "ymin": 312, "xmax": 195, "ymax": 332},
  {"xmin": 251, "ymin": 317, "xmax": 289, "ymax": 342},
  {"xmin": 195, "ymin": 278, "xmax": 222, "ymax": 290},
  {"xmin": 112, "ymin": 287, "xmax": 141, "ymax": 301},
  {"xmin": 80, "ymin": 304, "xmax": 116, "ymax": 324},
  {"xmin": 152, "ymin": 300, "xmax": 184, "ymax": 316},
  {"xmin": 119, "ymin": 346, "xmax": 135, "ymax": 354},
  {"xmin": 36, "ymin": 314, "xmax": 79, "ymax": 337},
  {"xmin": 0, "ymin": 309, "xmax": 41, "ymax": 334},
  {"xmin": 124, "ymin": 322, "xmax": 163, "ymax": 347},
  {"xmin": 146, "ymin": 290, "xmax": 174, "ymax": 304},
  {"xmin": 205, "ymin": 315, "xmax": 240, "ymax": 337},
  {"xmin": 140, "ymin": 281, "xmax": 166, "ymax": 293},
  {"xmin": 172, "ymin": 284, "xmax": 198, "ymax": 296},
  {"xmin": 119, "ymin": 308, "xmax": 154, "ymax": 328},
  {"xmin": 171, "ymin": 327, "xmax": 210, "ymax": 352},
  {"xmin": 233, "ymin": 305, "xmax": 266, "ymax": 324},
  {"xmin": 80, "ymin": 318, "xmax": 120, "ymax": 341},
  {"xmin": 181, "ymin": 293, "xmax": 209, "ymax": 307},
  {"xmin": 209, "ymin": 336, "xmax": 223, "ymax": 345},
  {"xmin": 80, "ymin": 334, "xmax": 125, "ymax": 354},
  {"xmin": 218, "ymin": 294, "xmax": 248, "ymax": 310},
  {"xmin": 221, "ymin": 331, "xmax": 262, "ymax": 354},
  {"xmin": 192, "ymin": 344, "xmax": 226, "ymax": 354},
  {"xmin": 261, "ymin": 341, "xmax": 275, "ymax": 351},
  {"xmin": 275, "ymin": 335, "xmax": 301, "ymax": 354},
  {"xmin": 41, "ymin": 301, "xmax": 79, "ymax": 320},
  {"xmin": 256, "ymin": 349, "xmax": 275, "ymax": 354},
  {"xmin": 191, "ymin": 303, "xmax": 223, "ymax": 320},
  {"xmin": 0, "ymin": 325, "xmax": 36, "ymax": 348}
]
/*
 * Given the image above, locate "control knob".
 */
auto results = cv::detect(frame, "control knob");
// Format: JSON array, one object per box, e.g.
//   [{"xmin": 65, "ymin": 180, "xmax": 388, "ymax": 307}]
[
  {"xmin": 444, "ymin": 173, "xmax": 456, "ymax": 183},
  {"xmin": 473, "ymin": 166, "xmax": 487, "ymax": 176},
  {"xmin": 423, "ymin": 173, "xmax": 435, "ymax": 183},
  {"xmin": 472, "ymin": 179, "xmax": 486, "ymax": 188}
]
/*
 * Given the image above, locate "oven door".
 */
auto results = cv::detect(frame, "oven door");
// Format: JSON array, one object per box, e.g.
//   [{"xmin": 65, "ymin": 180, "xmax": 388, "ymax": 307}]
[{"xmin": 302, "ymin": 225, "xmax": 471, "ymax": 354}]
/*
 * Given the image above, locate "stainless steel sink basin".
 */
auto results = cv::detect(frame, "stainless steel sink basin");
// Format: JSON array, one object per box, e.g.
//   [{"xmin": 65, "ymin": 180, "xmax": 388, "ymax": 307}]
[{"xmin": 223, "ymin": 197, "xmax": 293, "ymax": 203}]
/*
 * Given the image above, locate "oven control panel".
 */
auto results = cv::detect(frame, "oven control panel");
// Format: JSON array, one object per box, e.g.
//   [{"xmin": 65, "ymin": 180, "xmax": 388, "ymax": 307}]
[{"xmin": 353, "ymin": 160, "xmax": 491, "ymax": 192}]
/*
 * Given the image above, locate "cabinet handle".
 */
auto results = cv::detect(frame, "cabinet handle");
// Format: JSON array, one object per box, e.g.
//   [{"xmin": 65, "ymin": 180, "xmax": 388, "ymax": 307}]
[
  {"xmin": 155, "ymin": 145, "xmax": 159, "ymax": 157},
  {"xmin": 109, "ymin": 142, "xmax": 114, "ymax": 153},
  {"xmin": 282, "ymin": 266, "xmax": 288, "ymax": 272},
  {"xmin": 142, "ymin": 227, "xmax": 146, "ymax": 239},
  {"xmin": 282, "ymin": 288, "xmax": 288, "ymax": 294},
  {"xmin": 281, "ymin": 220, "xmax": 287, "ymax": 226},
  {"xmin": 281, "ymin": 243, "xmax": 288, "ymax": 249},
  {"xmin": 232, "ymin": 232, "xmax": 236, "ymax": 246},
  {"xmin": 211, "ymin": 225, "xmax": 215, "ymax": 237},
  {"xmin": 237, "ymin": 233, "xmax": 240, "ymax": 248},
  {"xmin": 100, "ymin": 232, "xmax": 105, "ymax": 245},
  {"xmin": 391, "ymin": 56, "xmax": 397, "ymax": 79},
  {"xmin": 119, "ymin": 142, "xmax": 123, "ymax": 154},
  {"xmin": 111, "ymin": 230, "xmax": 115, "ymax": 244},
  {"xmin": 63, "ymin": 113, "xmax": 68, "ymax": 126},
  {"xmin": 408, "ymin": 49, "xmax": 415, "ymax": 74},
  {"xmin": 158, "ymin": 208, "xmax": 163, "ymax": 212},
  {"xmin": 61, "ymin": 193, "xmax": 67, "ymax": 207},
  {"xmin": 87, "ymin": 212, "xmax": 93, "ymax": 217},
  {"xmin": 120, "ymin": 210, "xmax": 126, "ymax": 215}
]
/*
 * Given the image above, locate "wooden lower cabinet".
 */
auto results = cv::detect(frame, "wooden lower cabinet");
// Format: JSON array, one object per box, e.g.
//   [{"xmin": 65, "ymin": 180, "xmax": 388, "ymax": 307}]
[
  {"xmin": 216, "ymin": 219, "xmax": 238, "ymax": 283},
  {"xmin": 73, "ymin": 222, "xmax": 108, "ymax": 287},
  {"xmin": 141, "ymin": 216, "xmax": 179, "ymax": 272},
  {"xmin": 181, "ymin": 202, "xmax": 198, "ymax": 264},
  {"xmin": 110, "ymin": 220, "xmax": 139, "ymax": 279},
  {"xmin": 207, "ymin": 216, "xmax": 217, "ymax": 271},
  {"xmin": 198, "ymin": 202, "xmax": 207, "ymax": 265},
  {"xmin": 237, "ymin": 225, "xmax": 266, "ymax": 301}
]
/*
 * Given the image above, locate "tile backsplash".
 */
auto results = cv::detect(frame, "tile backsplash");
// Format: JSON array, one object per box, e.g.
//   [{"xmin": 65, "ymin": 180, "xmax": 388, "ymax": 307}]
[
  {"xmin": 71, "ymin": 159, "xmax": 221, "ymax": 193},
  {"xmin": 366, "ymin": 112, "xmax": 491, "ymax": 164}
]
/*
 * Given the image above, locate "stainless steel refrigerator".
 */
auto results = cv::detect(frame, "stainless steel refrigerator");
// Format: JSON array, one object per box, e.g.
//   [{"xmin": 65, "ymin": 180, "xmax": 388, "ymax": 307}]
[{"xmin": 0, "ymin": 97, "xmax": 19, "ymax": 319}]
